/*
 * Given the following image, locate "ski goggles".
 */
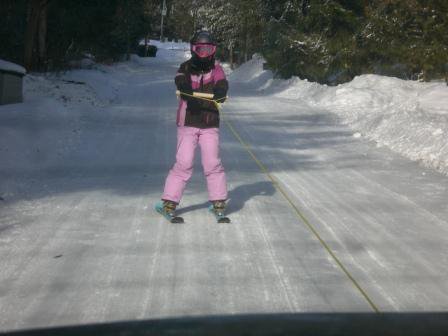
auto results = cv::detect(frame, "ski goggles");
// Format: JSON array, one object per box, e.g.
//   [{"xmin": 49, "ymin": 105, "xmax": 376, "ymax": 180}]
[{"xmin": 192, "ymin": 43, "xmax": 217, "ymax": 58}]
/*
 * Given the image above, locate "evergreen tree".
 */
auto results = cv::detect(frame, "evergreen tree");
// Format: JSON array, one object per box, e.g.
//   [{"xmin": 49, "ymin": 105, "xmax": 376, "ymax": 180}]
[
  {"xmin": 1, "ymin": 0, "xmax": 446, "ymax": 81},
  {"xmin": 262, "ymin": 0, "xmax": 362, "ymax": 83},
  {"xmin": 165, "ymin": 0, "xmax": 196, "ymax": 42},
  {"xmin": 360, "ymin": 0, "xmax": 448, "ymax": 80},
  {"xmin": 0, "ymin": 0, "xmax": 27, "ymax": 66},
  {"xmin": 1, "ymin": 0, "xmax": 158, "ymax": 70},
  {"xmin": 197, "ymin": 0, "xmax": 263, "ymax": 66}
]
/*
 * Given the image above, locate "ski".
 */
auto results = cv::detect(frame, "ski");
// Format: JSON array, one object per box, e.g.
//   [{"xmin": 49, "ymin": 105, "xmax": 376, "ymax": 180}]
[
  {"xmin": 155, "ymin": 202, "xmax": 184, "ymax": 224},
  {"xmin": 216, "ymin": 216, "xmax": 231, "ymax": 224},
  {"xmin": 209, "ymin": 204, "xmax": 231, "ymax": 223}
]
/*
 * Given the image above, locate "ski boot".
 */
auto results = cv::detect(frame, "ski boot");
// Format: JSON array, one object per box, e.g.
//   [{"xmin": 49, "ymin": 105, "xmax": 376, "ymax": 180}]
[
  {"xmin": 209, "ymin": 200, "xmax": 231, "ymax": 223},
  {"xmin": 155, "ymin": 200, "xmax": 184, "ymax": 224}
]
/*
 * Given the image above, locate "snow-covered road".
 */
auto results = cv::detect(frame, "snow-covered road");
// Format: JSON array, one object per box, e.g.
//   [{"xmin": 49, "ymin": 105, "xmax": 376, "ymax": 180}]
[{"xmin": 1, "ymin": 47, "xmax": 448, "ymax": 332}]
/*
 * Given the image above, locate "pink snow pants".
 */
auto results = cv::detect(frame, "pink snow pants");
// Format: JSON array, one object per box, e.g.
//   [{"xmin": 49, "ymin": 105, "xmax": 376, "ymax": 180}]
[{"xmin": 162, "ymin": 126, "xmax": 228, "ymax": 204}]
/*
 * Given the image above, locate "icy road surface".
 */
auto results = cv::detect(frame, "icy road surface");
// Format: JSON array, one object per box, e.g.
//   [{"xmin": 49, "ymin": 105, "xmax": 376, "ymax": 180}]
[{"xmin": 1, "ymin": 49, "xmax": 448, "ymax": 332}]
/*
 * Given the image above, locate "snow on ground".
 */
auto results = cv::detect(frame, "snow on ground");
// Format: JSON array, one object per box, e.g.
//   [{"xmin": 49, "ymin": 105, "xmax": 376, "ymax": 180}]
[
  {"xmin": 0, "ymin": 48, "xmax": 189, "ymax": 204},
  {"xmin": 230, "ymin": 55, "xmax": 448, "ymax": 176},
  {"xmin": 0, "ymin": 71, "xmax": 112, "ymax": 201},
  {"xmin": 2, "ymin": 41, "xmax": 448, "ymax": 332},
  {"xmin": 24, "ymin": 72, "xmax": 113, "ymax": 106}
]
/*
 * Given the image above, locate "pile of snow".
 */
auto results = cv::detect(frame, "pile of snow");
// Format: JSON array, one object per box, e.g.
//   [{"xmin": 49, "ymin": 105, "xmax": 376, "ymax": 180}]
[
  {"xmin": 0, "ymin": 59, "xmax": 26, "ymax": 75},
  {"xmin": 230, "ymin": 55, "xmax": 448, "ymax": 175},
  {"xmin": 148, "ymin": 39, "xmax": 190, "ymax": 51},
  {"xmin": 59, "ymin": 67, "xmax": 119, "ymax": 104},
  {"xmin": 25, "ymin": 70, "xmax": 115, "ymax": 107},
  {"xmin": 133, "ymin": 39, "xmax": 190, "ymax": 64}
]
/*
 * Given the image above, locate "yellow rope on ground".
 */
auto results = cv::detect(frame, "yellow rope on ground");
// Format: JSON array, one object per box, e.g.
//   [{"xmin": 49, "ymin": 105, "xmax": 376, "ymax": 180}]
[{"xmin": 221, "ymin": 104, "xmax": 380, "ymax": 313}]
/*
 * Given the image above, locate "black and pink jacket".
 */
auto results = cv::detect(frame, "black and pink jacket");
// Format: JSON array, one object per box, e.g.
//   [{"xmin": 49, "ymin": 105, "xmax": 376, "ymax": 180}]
[{"xmin": 175, "ymin": 59, "xmax": 228, "ymax": 128}]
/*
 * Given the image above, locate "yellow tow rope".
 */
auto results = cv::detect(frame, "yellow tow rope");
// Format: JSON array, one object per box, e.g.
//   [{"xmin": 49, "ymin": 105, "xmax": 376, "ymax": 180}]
[{"xmin": 176, "ymin": 90, "xmax": 227, "ymax": 110}]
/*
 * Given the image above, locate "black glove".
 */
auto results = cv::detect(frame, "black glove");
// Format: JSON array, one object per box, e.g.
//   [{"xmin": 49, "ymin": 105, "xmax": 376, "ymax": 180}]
[
  {"xmin": 213, "ymin": 87, "xmax": 227, "ymax": 102},
  {"xmin": 178, "ymin": 82, "xmax": 193, "ymax": 99}
]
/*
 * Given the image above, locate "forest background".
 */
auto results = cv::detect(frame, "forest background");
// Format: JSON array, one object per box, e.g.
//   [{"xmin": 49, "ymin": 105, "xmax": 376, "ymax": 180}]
[{"xmin": 1, "ymin": 0, "xmax": 447, "ymax": 84}]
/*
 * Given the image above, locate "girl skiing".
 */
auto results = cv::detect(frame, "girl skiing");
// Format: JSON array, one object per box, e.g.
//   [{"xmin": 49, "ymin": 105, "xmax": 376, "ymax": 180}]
[{"xmin": 155, "ymin": 30, "xmax": 229, "ymax": 223}]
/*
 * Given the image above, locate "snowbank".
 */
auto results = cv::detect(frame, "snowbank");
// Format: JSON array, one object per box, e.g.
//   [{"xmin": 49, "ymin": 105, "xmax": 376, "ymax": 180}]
[
  {"xmin": 148, "ymin": 39, "xmax": 190, "ymax": 51},
  {"xmin": 230, "ymin": 55, "xmax": 448, "ymax": 175},
  {"xmin": 0, "ymin": 59, "xmax": 26, "ymax": 75},
  {"xmin": 133, "ymin": 39, "xmax": 190, "ymax": 65},
  {"xmin": 58, "ymin": 67, "xmax": 119, "ymax": 104}
]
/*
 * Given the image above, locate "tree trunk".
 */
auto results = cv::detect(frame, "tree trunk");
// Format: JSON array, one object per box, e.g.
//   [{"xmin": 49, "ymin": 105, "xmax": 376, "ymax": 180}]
[
  {"xmin": 229, "ymin": 44, "xmax": 234, "ymax": 70},
  {"xmin": 302, "ymin": 0, "xmax": 310, "ymax": 16},
  {"xmin": 126, "ymin": 22, "xmax": 131, "ymax": 61},
  {"xmin": 38, "ymin": 1, "xmax": 47, "ymax": 70},
  {"xmin": 245, "ymin": 27, "xmax": 249, "ymax": 62},
  {"xmin": 24, "ymin": 0, "xmax": 42, "ymax": 70}
]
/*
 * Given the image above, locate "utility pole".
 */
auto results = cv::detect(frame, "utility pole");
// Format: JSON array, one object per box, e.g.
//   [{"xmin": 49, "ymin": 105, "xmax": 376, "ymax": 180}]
[{"xmin": 160, "ymin": 0, "xmax": 167, "ymax": 42}]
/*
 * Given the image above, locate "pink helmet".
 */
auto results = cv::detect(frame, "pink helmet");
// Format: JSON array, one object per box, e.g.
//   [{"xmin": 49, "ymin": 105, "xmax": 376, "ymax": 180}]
[{"xmin": 190, "ymin": 30, "xmax": 217, "ymax": 61}]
